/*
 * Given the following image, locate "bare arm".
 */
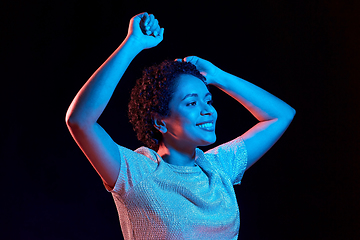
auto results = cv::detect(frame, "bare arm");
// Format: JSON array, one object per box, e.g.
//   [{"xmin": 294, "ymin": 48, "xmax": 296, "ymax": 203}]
[
  {"xmin": 184, "ymin": 56, "xmax": 296, "ymax": 170},
  {"xmin": 65, "ymin": 13, "xmax": 164, "ymax": 188}
]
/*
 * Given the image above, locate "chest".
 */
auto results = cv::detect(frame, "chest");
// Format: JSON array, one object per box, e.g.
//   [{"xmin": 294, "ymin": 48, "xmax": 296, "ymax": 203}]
[{"xmin": 125, "ymin": 162, "xmax": 239, "ymax": 228}]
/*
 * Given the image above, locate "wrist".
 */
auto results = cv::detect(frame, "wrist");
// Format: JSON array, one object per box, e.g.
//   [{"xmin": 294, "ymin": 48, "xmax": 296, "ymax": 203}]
[
  {"xmin": 122, "ymin": 35, "xmax": 145, "ymax": 54},
  {"xmin": 208, "ymin": 68, "xmax": 226, "ymax": 87}
]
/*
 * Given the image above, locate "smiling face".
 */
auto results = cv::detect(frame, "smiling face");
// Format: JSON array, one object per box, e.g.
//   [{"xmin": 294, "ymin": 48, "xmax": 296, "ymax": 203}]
[{"xmin": 159, "ymin": 74, "xmax": 218, "ymax": 150}]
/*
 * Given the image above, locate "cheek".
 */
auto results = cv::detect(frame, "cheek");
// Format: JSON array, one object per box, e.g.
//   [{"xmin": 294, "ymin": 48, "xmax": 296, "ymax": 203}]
[
  {"xmin": 172, "ymin": 121, "xmax": 185, "ymax": 133},
  {"xmin": 175, "ymin": 116, "xmax": 196, "ymax": 136},
  {"xmin": 166, "ymin": 114, "xmax": 192, "ymax": 134}
]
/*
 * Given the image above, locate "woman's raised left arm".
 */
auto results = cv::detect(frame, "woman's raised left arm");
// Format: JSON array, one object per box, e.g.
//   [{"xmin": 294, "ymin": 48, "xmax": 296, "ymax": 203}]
[{"xmin": 183, "ymin": 56, "xmax": 296, "ymax": 170}]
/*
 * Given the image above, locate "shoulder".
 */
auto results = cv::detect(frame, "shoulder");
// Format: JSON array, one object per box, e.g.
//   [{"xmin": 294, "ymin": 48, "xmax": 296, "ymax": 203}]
[
  {"xmin": 107, "ymin": 145, "xmax": 159, "ymax": 194},
  {"xmin": 134, "ymin": 146, "xmax": 161, "ymax": 163},
  {"xmin": 202, "ymin": 136, "xmax": 248, "ymax": 185},
  {"xmin": 205, "ymin": 136, "xmax": 247, "ymax": 159}
]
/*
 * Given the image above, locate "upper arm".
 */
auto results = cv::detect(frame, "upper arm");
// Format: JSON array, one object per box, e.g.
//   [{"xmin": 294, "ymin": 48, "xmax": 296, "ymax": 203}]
[
  {"xmin": 66, "ymin": 120, "xmax": 120, "ymax": 189},
  {"xmin": 241, "ymin": 112, "xmax": 295, "ymax": 170}
]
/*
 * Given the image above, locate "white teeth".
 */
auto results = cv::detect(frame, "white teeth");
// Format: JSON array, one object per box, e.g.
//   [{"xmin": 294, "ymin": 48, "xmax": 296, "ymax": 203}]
[{"xmin": 198, "ymin": 122, "xmax": 213, "ymax": 128}]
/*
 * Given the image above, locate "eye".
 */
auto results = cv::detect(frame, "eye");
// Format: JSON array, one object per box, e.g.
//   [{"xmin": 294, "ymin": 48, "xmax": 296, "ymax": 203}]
[
  {"xmin": 186, "ymin": 101, "xmax": 196, "ymax": 107},
  {"xmin": 207, "ymin": 99, "xmax": 213, "ymax": 105}
]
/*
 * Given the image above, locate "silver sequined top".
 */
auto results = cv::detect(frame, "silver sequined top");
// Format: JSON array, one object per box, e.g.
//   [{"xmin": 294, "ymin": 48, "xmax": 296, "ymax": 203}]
[{"xmin": 106, "ymin": 136, "xmax": 247, "ymax": 240}]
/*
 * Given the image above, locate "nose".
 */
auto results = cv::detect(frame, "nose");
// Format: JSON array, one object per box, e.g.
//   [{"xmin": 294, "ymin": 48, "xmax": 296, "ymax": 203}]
[{"xmin": 200, "ymin": 103, "xmax": 215, "ymax": 116}]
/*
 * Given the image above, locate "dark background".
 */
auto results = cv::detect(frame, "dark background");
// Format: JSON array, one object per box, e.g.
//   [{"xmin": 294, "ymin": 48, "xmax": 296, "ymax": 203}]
[{"xmin": 2, "ymin": 0, "xmax": 359, "ymax": 239}]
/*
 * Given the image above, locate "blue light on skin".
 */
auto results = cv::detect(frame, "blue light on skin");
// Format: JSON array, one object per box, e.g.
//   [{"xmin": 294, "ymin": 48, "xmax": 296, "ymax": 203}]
[{"xmin": 155, "ymin": 74, "xmax": 218, "ymax": 166}]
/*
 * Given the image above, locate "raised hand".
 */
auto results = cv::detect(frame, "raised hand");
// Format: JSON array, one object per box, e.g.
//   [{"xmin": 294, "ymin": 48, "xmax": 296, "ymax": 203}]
[
  {"xmin": 140, "ymin": 13, "xmax": 161, "ymax": 37},
  {"xmin": 127, "ymin": 12, "xmax": 164, "ymax": 50},
  {"xmin": 179, "ymin": 56, "xmax": 222, "ymax": 85}
]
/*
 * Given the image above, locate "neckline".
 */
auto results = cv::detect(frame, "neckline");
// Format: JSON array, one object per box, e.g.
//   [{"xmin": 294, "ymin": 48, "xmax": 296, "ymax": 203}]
[
  {"xmin": 152, "ymin": 149, "xmax": 202, "ymax": 173},
  {"xmin": 163, "ymin": 160, "xmax": 201, "ymax": 173}
]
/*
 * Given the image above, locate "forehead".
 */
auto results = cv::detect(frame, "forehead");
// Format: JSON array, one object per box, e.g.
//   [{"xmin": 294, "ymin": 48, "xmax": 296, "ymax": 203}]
[{"xmin": 173, "ymin": 74, "xmax": 209, "ymax": 98}]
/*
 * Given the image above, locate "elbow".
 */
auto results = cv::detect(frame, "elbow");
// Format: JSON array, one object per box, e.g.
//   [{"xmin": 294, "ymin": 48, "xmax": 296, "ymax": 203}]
[
  {"xmin": 65, "ymin": 110, "xmax": 86, "ymax": 130},
  {"xmin": 65, "ymin": 112, "xmax": 80, "ymax": 130},
  {"xmin": 65, "ymin": 105, "xmax": 97, "ymax": 131},
  {"xmin": 65, "ymin": 114, "xmax": 90, "ymax": 135},
  {"xmin": 65, "ymin": 110, "xmax": 96, "ymax": 132},
  {"xmin": 271, "ymin": 105, "xmax": 295, "ymax": 123},
  {"xmin": 289, "ymin": 107, "xmax": 296, "ymax": 120},
  {"xmin": 65, "ymin": 114, "xmax": 76, "ymax": 128},
  {"xmin": 281, "ymin": 106, "xmax": 296, "ymax": 124}
]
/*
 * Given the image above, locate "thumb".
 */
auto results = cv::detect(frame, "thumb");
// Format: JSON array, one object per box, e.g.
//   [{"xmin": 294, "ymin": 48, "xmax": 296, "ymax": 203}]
[{"xmin": 128, "ymin": 12, "xmax": 150, "ymax": 37}]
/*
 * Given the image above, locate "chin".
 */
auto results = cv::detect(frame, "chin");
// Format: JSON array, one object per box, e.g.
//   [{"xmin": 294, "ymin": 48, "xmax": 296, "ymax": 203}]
[{"xmin": 198, "ymin": 135, "xmax": 217, "ymax": 147}]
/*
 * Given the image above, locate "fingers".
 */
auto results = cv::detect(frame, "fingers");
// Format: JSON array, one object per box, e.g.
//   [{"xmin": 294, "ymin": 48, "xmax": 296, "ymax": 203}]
[
  {"xmin": 142, "ymin": 13, "xmax": 153, "ymax": 34},
  {"xmin": 128, "ymin": 12, "xmax": 164, "ymax": 49},
  {"xmin": 174, "ymin": 56, "xmax": 199, "ymax": 63},
  {"xmin": 139, "ymin": 12, "xmax": 149, "ymax": 35},
  {"xmin": 144, "ymin": 14, "xmax": 161, "ymax": 36},
  {"xmin": 184, "ymin": 56, "xmax": 197, "ymax": 62},
  {"xmin": 184, "ymin": 56, "xmax": 200, "ymax": 65}
]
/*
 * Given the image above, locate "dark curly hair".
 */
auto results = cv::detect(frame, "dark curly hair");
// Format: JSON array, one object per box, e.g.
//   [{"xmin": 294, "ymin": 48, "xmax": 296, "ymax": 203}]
[{"xmin": 128, "ymin": 60, "xmax": 206, "ymax": 151}]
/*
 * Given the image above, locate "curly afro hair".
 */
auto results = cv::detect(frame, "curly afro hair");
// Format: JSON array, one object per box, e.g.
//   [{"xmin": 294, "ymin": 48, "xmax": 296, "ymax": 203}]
[{"xmin": 128, "ymin": 60, "xmax": 206, "ymax": 151}]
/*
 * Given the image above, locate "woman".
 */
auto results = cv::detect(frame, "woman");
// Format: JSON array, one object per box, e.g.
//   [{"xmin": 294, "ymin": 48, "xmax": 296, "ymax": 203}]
[{"xmin": 66, "ymin": 12, "xmax": 295, "ymax": 240}]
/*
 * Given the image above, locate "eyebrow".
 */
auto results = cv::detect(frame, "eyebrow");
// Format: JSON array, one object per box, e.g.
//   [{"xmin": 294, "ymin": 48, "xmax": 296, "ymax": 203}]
[{"xmin": 181, "ymin": 92, "xmax": 212, "ymax": 101}]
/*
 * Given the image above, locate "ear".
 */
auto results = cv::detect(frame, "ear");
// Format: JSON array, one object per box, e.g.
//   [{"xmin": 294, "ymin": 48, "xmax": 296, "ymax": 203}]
[{"xmin": 153, "ymin": 115, "xmax": 167, "ymax": 134}]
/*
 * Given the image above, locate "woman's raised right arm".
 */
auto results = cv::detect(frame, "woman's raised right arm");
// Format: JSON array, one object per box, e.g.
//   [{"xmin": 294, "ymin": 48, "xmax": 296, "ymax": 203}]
[{"xmin": 65, "ymin": 13, "xmax": 164, "ymax": 189}]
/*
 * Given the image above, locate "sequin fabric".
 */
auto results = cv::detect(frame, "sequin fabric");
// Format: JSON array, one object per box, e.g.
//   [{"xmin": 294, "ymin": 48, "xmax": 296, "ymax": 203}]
[{"xmin": 106, "ymin": 136, "xmax": 247, "ymax": 240}]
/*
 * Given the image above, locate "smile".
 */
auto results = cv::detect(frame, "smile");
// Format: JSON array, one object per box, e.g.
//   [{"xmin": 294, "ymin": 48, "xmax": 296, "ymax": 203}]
[
  {"xmin": 198, "ymin": 122, "xmax": 213, "ymax": 128},
  {"xmin": 196, "ymin": 121, "xmax": 215, "ymax": 131}
]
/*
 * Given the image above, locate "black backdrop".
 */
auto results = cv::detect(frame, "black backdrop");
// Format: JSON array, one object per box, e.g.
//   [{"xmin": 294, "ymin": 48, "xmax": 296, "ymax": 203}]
[{"xmin": 2, "ymin": 0, "xmax": 359, "ymax": 239}]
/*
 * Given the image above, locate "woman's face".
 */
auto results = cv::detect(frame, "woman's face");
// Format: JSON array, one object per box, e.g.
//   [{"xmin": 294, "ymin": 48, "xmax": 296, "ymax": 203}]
[{"xmin": 161, "ymin": 74, "xmax": 218, "ymax": 149}]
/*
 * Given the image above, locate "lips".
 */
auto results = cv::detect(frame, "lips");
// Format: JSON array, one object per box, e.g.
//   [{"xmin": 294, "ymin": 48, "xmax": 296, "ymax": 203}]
[
  {"xmin": 197, "ymin": 122, "xmax": 213, "ymax": 128},
  {"xmin": 196, "ymin": 121, "xmax": 215, "ymax": 130}
]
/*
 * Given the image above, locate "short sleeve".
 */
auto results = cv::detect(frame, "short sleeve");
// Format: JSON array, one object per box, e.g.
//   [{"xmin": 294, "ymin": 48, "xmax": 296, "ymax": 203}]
[
  {"xmin": 204, "ymin": 136, "xmax": 248, "ymax": 185},
  {"xmin": 105, "ymin": 145, "xmax": 158, "ymax": 198}
]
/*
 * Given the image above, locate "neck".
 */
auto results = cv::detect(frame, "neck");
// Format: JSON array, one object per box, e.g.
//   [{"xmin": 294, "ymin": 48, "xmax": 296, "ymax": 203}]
[{"xmin": 157, "ymin": 142, "xmax": 196, "ymax": 167}]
